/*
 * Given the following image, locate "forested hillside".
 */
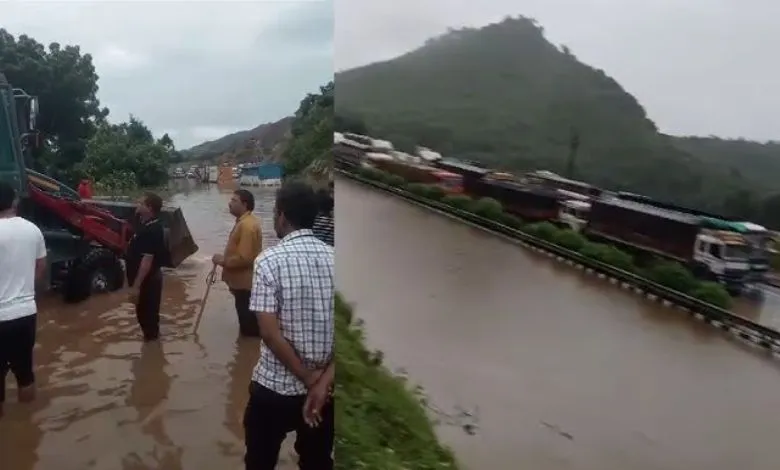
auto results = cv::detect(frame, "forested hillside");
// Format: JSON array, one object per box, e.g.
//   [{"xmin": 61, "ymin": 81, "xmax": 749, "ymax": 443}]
[
  {"xmin": 180, "ymin": 116, "xmax": 293, "ymax": 162},
  {"xmin": 335, "ymin": 16, "xmax": 780, "ymax": 228}
]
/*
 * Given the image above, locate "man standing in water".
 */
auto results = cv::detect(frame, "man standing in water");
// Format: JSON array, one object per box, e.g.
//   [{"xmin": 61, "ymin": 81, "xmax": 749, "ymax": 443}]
[
  {"xmin": 245, "ymin": 181, "xmax": 334, "ymax": 469},
  {"xmin": 0, "ymin": 182, "xmax": 47, "ymax": 417},
  {"xmin": 212, "ymin": 189, "xmax": 262, "ymax": 337},
  {"xmin": 127, "ymin": 192, "xmax": 167, "ymax": 342}
]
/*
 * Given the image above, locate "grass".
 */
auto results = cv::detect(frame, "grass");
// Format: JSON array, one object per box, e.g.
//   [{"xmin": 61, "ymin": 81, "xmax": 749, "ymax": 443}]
[{"xmin": 334, "ymin": 294, "xmax": 459, "ymax": 470}]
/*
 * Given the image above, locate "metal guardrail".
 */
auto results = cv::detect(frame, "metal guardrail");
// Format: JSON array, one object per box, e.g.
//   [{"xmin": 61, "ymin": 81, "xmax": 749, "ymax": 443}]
[{"xmin": 338, "ymin": 169, "xmax": 780, "ymax": 348}]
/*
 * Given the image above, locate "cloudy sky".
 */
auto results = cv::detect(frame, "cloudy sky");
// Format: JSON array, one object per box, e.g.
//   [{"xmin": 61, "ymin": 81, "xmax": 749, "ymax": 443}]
[
  {"xmin": 336, "ymin": 0, "xmax": 780, "ymax": 141},
  {"xmin": 3, "ymin": 0, "xmax": 332, "ymax": 148}
]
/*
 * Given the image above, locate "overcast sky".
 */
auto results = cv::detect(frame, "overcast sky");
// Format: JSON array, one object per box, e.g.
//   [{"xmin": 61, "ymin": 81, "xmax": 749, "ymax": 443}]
[
  {"xmin": 336, "ymin": 0, "xmax": 780, "ymax": 141},
  {"xmin": 3, "ymin": 0, "xmax": 332, "ymax": 149}
]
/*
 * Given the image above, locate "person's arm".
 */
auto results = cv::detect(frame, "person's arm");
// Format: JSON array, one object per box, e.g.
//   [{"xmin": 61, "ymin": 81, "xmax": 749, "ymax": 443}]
[
  {"xmin": 131, "ymin": 230, "xmax": 155, "ymax": 290},
  {"xmin": 316, "ymin": 361, "xmax": 335, "ymax": 389},
  {"xmin": 224, "ymin": 224, "xmax": 260, "ymax": 269},
  {"xmin": 250, "ymin": 257, "xmax": 318, "ymax": 387},
  {"xmin": 34, "ymin": 226, "xmax": 47, "ymax": 281}
]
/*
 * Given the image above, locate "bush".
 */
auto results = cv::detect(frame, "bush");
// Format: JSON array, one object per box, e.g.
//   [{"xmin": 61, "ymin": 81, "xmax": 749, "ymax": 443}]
[
  {"xmin": 358, "ymin": 167, "xmax": 386, "ymax": 182},
  {"xmin": 551, "ymin": 229, "xmax": 586, "ymax": 251},
  {"xmin": 335, "ymin": 294, "xmax": 459, "ymax": 469},
  {"xmin": 578, "ymin": 242, "xmax": 635, "ymax": 271},
  {"xmin": 524, "ymin": 221, "xmax": 559, "ymax": 241},
  {"xmin": 442, "ymin": 194, "xmax": 473, "ymax": 210},
  {"xmin": 468, "ymin": 197, "xmax": 503, "ymax": 219},
  {"xmin": 495, "ymin": 212, "xmax": 523, "ymax": 229},
  {"xmin": 425, "ymin": 185, "xmax": 447, "ymax": 201},
  {"xmin": 385, "ymin": 174, "xmax": 406, "ymax": 187},
  {"xmin": 408, "ymin": 183, "xmax": 446, "ymax": 200},
  {"xmin": 690, "ymin": 281, "xmax": 732, "ymax": 309},
  {"xmin": 646, "ymin": 261, "xmax": 698, "ymax": 294}
]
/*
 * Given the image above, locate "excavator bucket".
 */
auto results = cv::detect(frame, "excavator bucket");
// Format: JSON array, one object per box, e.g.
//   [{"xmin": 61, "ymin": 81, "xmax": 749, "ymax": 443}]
[{"xmin": 87, "ymin": 200, "xmax": 199, "ymax": 268}]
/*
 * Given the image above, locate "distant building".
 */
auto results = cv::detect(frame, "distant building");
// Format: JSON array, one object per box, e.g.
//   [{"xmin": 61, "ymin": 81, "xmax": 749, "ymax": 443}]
[{"xmin": 240, "ymin": 162, "xmax": 283, "ymax": 187}]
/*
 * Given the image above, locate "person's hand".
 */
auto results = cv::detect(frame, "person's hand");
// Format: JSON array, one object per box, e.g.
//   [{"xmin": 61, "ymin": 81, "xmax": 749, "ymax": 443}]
[
  {"xmin": 127, "ymin": 286, "xmax": 140, "ymax": 305},
  {"xmin": 303, "ymin": 378, "xmax": 332, "ymax": 427},
  {"xmin": 302, "ymin": 368, "xmax": 324, "ymax": 389},
  {"xmin": 212, "ymin": 254, "xmax": 225, "ymax": 266}
]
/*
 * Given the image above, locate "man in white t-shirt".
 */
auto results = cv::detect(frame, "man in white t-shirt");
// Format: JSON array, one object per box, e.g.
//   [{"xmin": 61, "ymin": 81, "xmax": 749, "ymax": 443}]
[{"xmin": 0, "ymin": 181, "xmax": 47, "ymax": 418}]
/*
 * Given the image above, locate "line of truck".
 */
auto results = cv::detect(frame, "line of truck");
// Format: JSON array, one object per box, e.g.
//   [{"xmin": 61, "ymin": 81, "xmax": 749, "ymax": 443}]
[{"xmin": 334, "ymin": 132, "xmax": 772, "ymax": 295}]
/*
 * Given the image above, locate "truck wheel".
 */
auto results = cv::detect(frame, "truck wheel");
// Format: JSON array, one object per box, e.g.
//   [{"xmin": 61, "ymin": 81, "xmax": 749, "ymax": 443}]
[{"xmin": 63, "ymin": 247, "xmax": 125, "ymax": 303}]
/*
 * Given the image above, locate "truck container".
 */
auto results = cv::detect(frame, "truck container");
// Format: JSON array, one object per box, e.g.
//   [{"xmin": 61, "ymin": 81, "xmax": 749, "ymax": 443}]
[
  {"xmin": 371, "ymin": 158, "xmax": 463, "ymax": 193},
  {"xmin": 587, "ymin": 197, "xmax": 761, "ymax": 293},
  {"xmin": 470, "ymin": 178, "xmax": 560, "ymax": 221}
]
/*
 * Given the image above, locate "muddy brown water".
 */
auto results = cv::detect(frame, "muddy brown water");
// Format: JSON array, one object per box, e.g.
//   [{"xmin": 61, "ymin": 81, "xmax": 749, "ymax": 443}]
[
  {"xmin": 337, "ymin": 176, "xmax": 780, "ymax": 470},
  {"xmin": 0, "ymin": 180, "xmax": 303, "ymax": 470}
]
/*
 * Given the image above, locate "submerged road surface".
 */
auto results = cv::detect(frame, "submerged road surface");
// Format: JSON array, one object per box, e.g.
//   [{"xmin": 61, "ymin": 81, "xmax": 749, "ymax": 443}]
[
  {"xmin": 337, "ymin": 176, "xmax": 780, "ymax": 470},
  {"xmin": 0, "ymin": 180, "xmax": 302, "ymax": 470}
]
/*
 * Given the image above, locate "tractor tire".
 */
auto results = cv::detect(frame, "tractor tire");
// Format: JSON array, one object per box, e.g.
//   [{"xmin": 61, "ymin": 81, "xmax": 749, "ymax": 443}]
[{"xmin": 63, "ymin": 247, "xmax": 125, "ymax": 303}]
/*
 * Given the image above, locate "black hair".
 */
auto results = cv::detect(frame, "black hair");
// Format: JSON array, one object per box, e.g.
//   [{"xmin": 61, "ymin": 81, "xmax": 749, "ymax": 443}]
[
  {"xmin": 0, "ymin": 181, "xmax": 16, "ymax": 212},
  {"xmin": 234, "ymin": 189, "xmax": 255, "ymax": 212},
  {"xmin": 275, "ymin": 180, "xmax": 318, "ymax": 230},
  {"xmin": 316, "ymin": 188, "xmax": 333, "ymax": 214},
  {"xmin": 144, "ymin": 192, "xmax": 163, "ymax": 216}
]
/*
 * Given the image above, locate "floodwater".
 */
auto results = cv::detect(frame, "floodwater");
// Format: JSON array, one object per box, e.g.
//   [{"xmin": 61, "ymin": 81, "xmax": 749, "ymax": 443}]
[
  {"xmin": 0, "ymin": 180, "xmax": 302, "ymax": 470},
  {"xmin": 733, "ymin": 286, "xmax": 780, "ymax": 331},
  {"xmin": 337, "ymin": 176, "xmax": 780, "ymax": 470}
]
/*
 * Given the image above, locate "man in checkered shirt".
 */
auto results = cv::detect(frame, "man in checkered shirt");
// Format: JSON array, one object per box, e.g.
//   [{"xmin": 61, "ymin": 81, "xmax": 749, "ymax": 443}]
[{"xmin": 245, "ymin": 181, "xmax": 335, "ymax": 470}]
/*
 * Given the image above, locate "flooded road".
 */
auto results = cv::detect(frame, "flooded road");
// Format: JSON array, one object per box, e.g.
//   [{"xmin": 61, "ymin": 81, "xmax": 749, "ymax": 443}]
[
  {"xmin": 0, "ymin": 181, "xmax": 301, "ymax": 470},
  {"xmin": 337, "ymin": 176, "xmax": 780, "ymax": 470}
]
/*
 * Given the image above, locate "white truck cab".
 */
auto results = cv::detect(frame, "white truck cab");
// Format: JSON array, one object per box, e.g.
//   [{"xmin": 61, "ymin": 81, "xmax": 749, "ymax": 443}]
[{"xmin": 692, "ymin": 230, "xmax": 756, "ymax": 292}]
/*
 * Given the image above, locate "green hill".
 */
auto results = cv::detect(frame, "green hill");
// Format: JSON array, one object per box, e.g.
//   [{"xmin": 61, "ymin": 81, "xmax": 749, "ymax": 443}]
[
  {"xmin": 335, "ymin": 16, "xmax": 780, "ymax": 227},
  {"xmin": 180, "ymin": 116, "xmax": 293, "ymax": 162}
]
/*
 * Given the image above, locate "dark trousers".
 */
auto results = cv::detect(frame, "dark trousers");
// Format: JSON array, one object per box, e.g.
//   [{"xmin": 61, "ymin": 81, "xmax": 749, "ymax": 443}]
[
  {"xmin": 244, "ymin": 382, "xmax": 334, "ymax": 470},
  {"xmin": 231, "ymin": 289, "xmax": 260, "ymax": 337},
  {"xmin": 0, "ymin": 314, "xmax": 37, "ymax": 403},
  {"xmin": 136, "ymin": 272, "xmax": 163, "ymax": 341}
]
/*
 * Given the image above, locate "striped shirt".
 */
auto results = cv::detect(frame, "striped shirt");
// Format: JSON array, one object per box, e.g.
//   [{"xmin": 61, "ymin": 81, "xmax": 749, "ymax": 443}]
[
  {"xmin": 312, "ymin": 213, "xmax": 334, "ymax": 246},
  {"xmin": 249, "ymin": 229, "xmax": 335, "ymax": 395}
]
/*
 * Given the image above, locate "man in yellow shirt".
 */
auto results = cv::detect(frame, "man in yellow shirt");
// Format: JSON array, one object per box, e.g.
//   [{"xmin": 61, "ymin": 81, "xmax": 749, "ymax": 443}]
[{"xmin": 212, "ymin": 189, "xmax": 263, "ymax": 337}]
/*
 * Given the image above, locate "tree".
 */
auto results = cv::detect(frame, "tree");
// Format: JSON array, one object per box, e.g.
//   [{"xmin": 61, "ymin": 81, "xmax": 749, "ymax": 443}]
[
  {"xmin": 282, "ymin": 81, "xmax": 333, "ymax": 179},
  {"xmin": 79, "ymin": 117, "xmax": 170, "ymax": 189},
  {"xmin": 158, "ymin": 133, "xmax": 174, "ymax": 151},
  {"xmin": 0, "ymin": 29, "xmax": 108, "ymax": 183}
]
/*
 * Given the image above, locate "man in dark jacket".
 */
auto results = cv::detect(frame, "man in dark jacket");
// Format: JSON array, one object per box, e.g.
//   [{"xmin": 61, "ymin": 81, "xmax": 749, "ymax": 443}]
[{"xmin": 312, "ymin": 188, "xmax": 334, "ymax": 246}]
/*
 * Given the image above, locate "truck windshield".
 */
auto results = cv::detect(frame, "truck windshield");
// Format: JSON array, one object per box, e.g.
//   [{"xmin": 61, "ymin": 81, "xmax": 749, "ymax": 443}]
[{"xmin": 723, "ymin": 244, "xmax": 752, "ymax": 260}]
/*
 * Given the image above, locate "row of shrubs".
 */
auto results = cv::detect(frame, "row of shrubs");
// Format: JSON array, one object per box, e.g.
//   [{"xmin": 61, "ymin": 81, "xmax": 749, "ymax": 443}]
[{"xmin": 354, "ymin": 167, "xmax": 733, "ymax": 309}]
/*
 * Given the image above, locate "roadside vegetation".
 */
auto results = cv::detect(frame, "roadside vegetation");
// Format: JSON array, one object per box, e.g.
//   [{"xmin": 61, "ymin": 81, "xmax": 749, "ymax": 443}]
[
  {"xmin": 335, "ymin": 295, "xmax": 459, "ymax": 470},
  {"xmin": 0, "ymin": 29, "xmax": 177, "ymax": 190},
  {"xmin": 354, "ymin": 167, "xmax": 733, "ymax": 310}
]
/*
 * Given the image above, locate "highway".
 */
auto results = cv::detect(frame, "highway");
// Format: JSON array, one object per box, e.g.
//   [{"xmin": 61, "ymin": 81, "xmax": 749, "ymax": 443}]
[{"xmin": 337, "ymin": 175, "xmax": 780, "ymax": 470}]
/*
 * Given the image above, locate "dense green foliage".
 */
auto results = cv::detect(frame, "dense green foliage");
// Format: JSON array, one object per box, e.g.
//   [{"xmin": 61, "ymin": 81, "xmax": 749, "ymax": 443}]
[
  {"xmin": 79, "ymin": 116, "xmax": 171, "ymax": 190},
  {"xmin": 353, "ymin": 167, "xmax": 733, "ymax": 309},
  {"xmin": 0, "ymin": 29, "xmax": 173, "ymax": 187},
  {"xmin": 180, "ymin": 117, "xmax": 293, "ymax": 163},
  {"xmin": 335, "ymin": 294, "xmax": 459, "ymax": 470},
  {"xmin": 283, "ymin": 81, "xmax": 333, "ymax": 179},
  {"xmin": 335, "ymin": 16, "xmax": 780, "ymax": 229}
]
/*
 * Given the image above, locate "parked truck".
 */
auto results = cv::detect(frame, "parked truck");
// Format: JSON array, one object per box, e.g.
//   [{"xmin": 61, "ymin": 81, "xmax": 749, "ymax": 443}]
[
  {"xmin": 434, "ymin": 158, "xmax": 560, "ymax": 221},
  {"xmin": 369, "ymin": 157, "xmax": 463, "ymax": 193},
  {"xmin": 0, "ymin": 72, "xmax": 198, "ymax": 302},
  {"xmin": 586, "ymin": 196, "xmax": 763, "ymax": 293}
]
